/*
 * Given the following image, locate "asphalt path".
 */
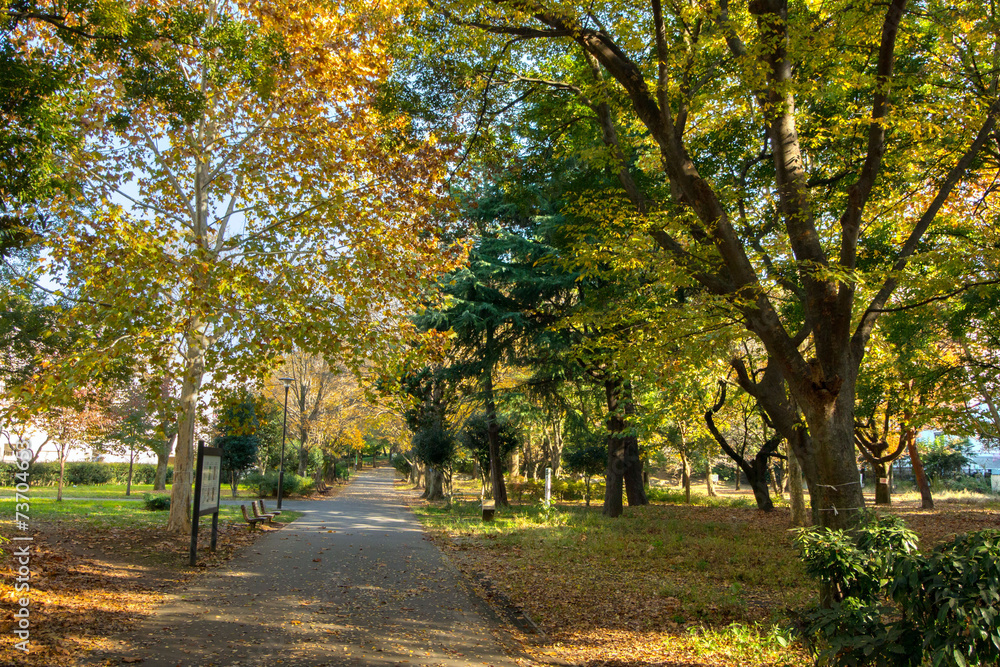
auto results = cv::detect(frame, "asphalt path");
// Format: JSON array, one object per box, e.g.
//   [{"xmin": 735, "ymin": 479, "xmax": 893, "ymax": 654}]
[{"xmin": 88, "ymin": 468, "xmax": 525, "ymax": 667}]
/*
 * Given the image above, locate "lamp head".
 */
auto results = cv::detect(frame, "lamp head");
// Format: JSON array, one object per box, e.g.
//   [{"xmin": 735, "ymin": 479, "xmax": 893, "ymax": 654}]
[{"xmin": 278, "ymin": 377, "xmax": 295, "ymax": 388}]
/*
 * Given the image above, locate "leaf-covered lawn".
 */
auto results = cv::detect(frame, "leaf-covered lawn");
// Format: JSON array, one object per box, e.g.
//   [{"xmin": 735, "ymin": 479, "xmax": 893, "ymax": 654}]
[
  {"xmin": 415, "ymin": 497, "xmax": 1000, "ymax": 667},
  {"xmin": 0, "ymin": 502, "xmax": 302, "ymax": 665}
]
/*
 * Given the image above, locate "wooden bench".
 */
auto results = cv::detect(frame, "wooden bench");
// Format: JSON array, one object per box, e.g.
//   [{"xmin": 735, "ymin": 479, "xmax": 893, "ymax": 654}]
[
  {"xmin": 241, "ymin": 504, "xmax": 267, "ymax": 530},
  {"xmin": 482, "ymin": 500, "xmax": 495, "ymax": 522},
  {"xmin": 252, "ymin": 500, "xmax": 276, "ymax": 523},
  {"xmin": 259, "ymin": 499, "xmax": 281, "ymax": 517}
]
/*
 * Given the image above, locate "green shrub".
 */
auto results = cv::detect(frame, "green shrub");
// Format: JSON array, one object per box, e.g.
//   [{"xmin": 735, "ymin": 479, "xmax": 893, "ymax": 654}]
[
  {"xmin": 106, "ymin": 462, "xmax": 163, "ymax": 485},
  {"xmin": 129, "ymin": 463, "xmax": 161, "ymax": 485},
  {"xmin": 243, "ymin": 471, "xmax": 313, "ymax": 496},
  {"xmin": 932, "ymin": 475, "xmax": 991, "ymax": 495},
  {"xmin": 892, "ymin": 530, "xmax": 1000, "ymax": 667},
  {"xmin": 1, "ymin": 461, "xmax": 172, "ymax": 487},
  {"xmin": 65, "ymin": 461, "xmax": 114, "ymax": 485},
  {"xmin": 333, "ymin": 461, "xmax": 351, "ymax": 481},
  {"xmin": 792, "ymin": 511, "xmax": 1000, "ymax": 666},
  {"xmin": 24, "ymin": 462, "xmax": 60, "ymax": 486},
  {"xmin": 508, "ymin": 479, "xmax": 545, "ymax": 502},
  {"xmin": 392, "ymin": 454, "xmax": 412, "ymax": 477},
  {"xmin": 244, "ymin": 471, "xmax": 277, "ymax": 496},
  {"xmin": 142, "ymin": 493, "xmax": 171, "ymax": 511}
]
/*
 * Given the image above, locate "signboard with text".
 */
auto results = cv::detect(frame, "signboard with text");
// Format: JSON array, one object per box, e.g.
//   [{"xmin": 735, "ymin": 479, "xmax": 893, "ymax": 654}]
[
  {"xmin": 197, "ymin": 452, "xmax": 221, "ymax": 516},
  {"xmin": 190, "ymin": 441, "xmax": 223, "ymax": 566}
]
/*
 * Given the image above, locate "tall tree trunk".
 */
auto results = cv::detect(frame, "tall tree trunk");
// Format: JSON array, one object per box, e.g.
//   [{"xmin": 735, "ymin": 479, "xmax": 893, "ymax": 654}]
[
  {"xmin": 747, "ymin": 455, "xmax": 774, "ymax": 511},
  {"xmin": 424, "ymin": 466, "xmax": 444, "ymax": 501},
  {"xmin": 872, "ymin": 460, "xmax": 890, "ymax": 505},
  {"xmin": 548, "ymin": 418, "xmax": 564, "ymax": 475},
  {"xmin": 603, "ymin": 377, "xmax": 643, "ymax": 516},
  {"xmin": 297, "ymin": 425, "xmax": 309, "ymax": 476},
  {"xmin": 57, "ymin": 443, "xmax": 66, "ymax": 502},
  {"xmin": 904, "ymin": 427, "xmax": 933, "ymax": 509},
  {"xmin": 706, "ymin": 464, "xmax": 717, "ymax": 497},
  {"xmin": 484, "ymin": 363, "xmax": 508, "ymax": 507},
  {"xmin": 510, "ymin": 448, "xmax": 520, "ymax": 479},
  {"xmin": 154, "ymin": 433, "xmax": 175, "ymax": 491},
  {"xmin": 705, "ymin": 381, "xmax": 777, "ymax": 512},
  {"xmin": 126, "ymin": 445, "xmax": 135, "ymax": 497},
  {"xmin": 167, "ymin": 335, "xmax": 205, "ymax": 535},
  {"xmin": 680, "ymin": 449, "xmax": 691, "ymax": 504},
  {"xmin": 604, "ymin": 432, "xmax": 625, "ymax": 518},
  {"xmin": 797, "ymin": 395, "xmax": 865, "ymax": 528},
  {"xmin": 788, "ymin": 442, "xmax": 809, "ymax": 526},
  {"xmin": 622, "ymin": 383, "xmax": 648, "ymax": 507}
]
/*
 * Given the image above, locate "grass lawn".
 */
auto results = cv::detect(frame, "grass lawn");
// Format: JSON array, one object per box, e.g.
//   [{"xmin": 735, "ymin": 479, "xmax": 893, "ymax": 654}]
[
  {"xmin": 0, "ymin": 496, "xmax": 302, "ymax": 530},
  {"xmin": 413, "ymin": 483, "xmax": 1000, "ymax": 667},
  {"xmin": 0, "ymin": 483, "xmax": 261, "ymax": 500},
  {"xmin": 417, "ymin": 498, "xmax": 811, "ymax": 666}
]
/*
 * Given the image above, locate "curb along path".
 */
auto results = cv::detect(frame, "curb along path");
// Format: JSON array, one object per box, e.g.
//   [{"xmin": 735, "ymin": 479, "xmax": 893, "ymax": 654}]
[{"xmin": 89, "ymin": 468, "xmax": 527, "ymax": 667}]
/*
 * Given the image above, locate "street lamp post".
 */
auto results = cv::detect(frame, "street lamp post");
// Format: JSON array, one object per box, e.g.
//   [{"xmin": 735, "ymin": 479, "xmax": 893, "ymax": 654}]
[{"xmin": 277, "ymin": 377, "xmax": 295, "ymax": 510}]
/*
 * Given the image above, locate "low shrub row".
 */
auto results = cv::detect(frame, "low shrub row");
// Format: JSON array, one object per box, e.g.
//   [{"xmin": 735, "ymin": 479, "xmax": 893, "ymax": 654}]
[
  {"xmin": 507, "ymin": 478, "xmax": 600, "ymax": 502},
  {"xmin": 0, "ymin": 461, "xmax": 173, "ymax": 487},
  {"xmin": 504, "ymin": 478, "xmax": 758, "ymax": 508},
  {"xmin": 242, "ymin": 471, "xmax": 315, "ymax": 497}
]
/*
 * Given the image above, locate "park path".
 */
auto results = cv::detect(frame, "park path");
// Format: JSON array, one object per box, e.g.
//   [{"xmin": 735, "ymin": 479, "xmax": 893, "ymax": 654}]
[{"xmin": 89, "ymin": 468, "xmax": 527, "ymax": 667}]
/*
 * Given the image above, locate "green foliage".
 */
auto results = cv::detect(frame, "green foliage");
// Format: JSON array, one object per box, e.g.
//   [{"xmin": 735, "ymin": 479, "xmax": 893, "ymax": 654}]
[
  {"xmin": 413, "ymin": 424, "xmax": 457, "ymax": 467},
  {"xmin": 794, "ymin": 513, "xmax": 1000, "ymax": 666},
  {"xmin": 242, "ymin": 471, "xmax": 312, "ymax": 497},
  {"xmin": 798, "ymin": 598, "xmax": 921, "ymax": 667},
  {"xmin": 215, "ymin": 435, "xmax": 260, "ymax": 477},
  {"xmin": 892, "ymin": 530, "xmax": 1000, "ymax": 667},
  {"xmin": 930, "ymin": 475, "xmax": 992, "ymax": 495},
  {"xmin": 563, "ymin": 442, "xmax": 606, "ymax": 478},
  {"xmin": 922, "ymin": 437, "xmax": 972, "ymax": 481},
  {"xmin": 141, "ymin": 493, "xmax": 170, "ymax": 511},
  {"xmin": 644, "ymin": 487, "xmax": 757, "ymax": 509},
  {"xmin": 0, "ymin": 461, "xmax": 172, "ymax": 487},
  {"xmin": 794, "ymin": 512, "xmax": 918, "ymax": 603},
  {"xmin": 0, "ymin": 2, "xmax": 224, "ymax": 251},
  {"xmin": 507, "ymin": 478, "xmax": 595, "ymax": 503},
  {"xmin": 460, "ymin": 413, "xmax": 519, "ymax": 473},
  {"xmin": 216, "ymin": 389, "xmax": 272, "ymax": 439},
  {"xmin": 63, "ymin": 461, "xmax": 114, "ymax": 486},
  {"xmin": 333, "ymin": 461, "xmax": 352, "ymax": 481},
  {"xmin": 392, "ymin": 453, "xmax": 412, "ymax": 477}
]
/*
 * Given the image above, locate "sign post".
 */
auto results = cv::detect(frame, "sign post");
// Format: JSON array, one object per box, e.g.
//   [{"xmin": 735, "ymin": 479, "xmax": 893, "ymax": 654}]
[{"xmin": 190, "ymin": 440, "xmax": 223, "ymax": 566}]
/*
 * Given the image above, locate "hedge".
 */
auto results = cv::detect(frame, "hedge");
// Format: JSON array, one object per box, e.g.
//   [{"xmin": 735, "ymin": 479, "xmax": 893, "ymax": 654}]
[{"xmin": 0, "ymin": 461, "xmax": 173, "ymax": 487}]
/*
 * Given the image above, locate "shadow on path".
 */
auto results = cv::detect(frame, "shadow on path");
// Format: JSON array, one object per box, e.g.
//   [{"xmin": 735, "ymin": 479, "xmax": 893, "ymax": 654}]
[{"xmin": 86, "ymin": 468, "xmax": 526, "ymax": 667}]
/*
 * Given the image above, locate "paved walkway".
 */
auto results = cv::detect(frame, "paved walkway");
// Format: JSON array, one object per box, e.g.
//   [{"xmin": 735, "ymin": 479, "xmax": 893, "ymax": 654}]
[{"xmin": 90, "ymin": 469, "xmax": 525, "ymax": 667}]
